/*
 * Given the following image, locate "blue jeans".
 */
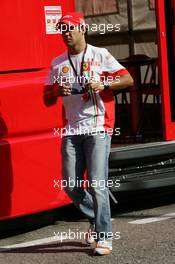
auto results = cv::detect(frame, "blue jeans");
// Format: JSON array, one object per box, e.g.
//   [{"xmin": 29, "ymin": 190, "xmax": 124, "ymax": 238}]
[{"xmin": 61, "ymin": 133, "xmax": 112, "ymax": 241}]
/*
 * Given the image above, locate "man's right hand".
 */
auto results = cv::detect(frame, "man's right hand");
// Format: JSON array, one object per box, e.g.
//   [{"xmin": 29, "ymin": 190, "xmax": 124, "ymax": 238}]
[
  {"xmin": 43, "ymin": 83, "xmax": 71, "ymax": 107},
  {"xmin": 57, "ymin": 84, "xmax": 71, "ymax": 96},
  {"xmin": 45, "ymin": 83, "xmax": 71, "ymax": 97}
]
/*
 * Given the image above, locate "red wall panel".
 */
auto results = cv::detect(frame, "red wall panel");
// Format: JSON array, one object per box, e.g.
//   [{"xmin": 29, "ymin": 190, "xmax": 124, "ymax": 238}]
[
  {"xmin": 0, "ymin": 1, "xmax": 45, "ymax": 71},
  {"xmin": 0, "ymin": 135, "xmax": 71, "ymax": 220},
  {"xmin": 0, "ymin": 0, "xmax": 75, "ymax": 220},
  {"xmin": 0, "ymin": 0, "xmax": 75, "ymax": 71},
  {"xmin": 156, "ymin": 0, "xmax": 175, "ymax": 139}
]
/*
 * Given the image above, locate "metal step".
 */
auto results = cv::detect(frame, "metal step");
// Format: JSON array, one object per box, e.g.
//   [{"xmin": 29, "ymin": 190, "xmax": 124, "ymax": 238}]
[
  {"xmin": 110, "ymin": 141, "xmax": 175, "ymax": 167},
  {"xmin": 108, "ymin": 141, "xmax": 175, "ymax": 191}
]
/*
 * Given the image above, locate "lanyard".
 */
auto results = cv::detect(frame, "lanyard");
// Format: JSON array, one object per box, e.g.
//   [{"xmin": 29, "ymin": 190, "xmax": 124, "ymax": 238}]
[{"xmin": 68, "ymin": 44, "xmax": 88, "ymax": 91}]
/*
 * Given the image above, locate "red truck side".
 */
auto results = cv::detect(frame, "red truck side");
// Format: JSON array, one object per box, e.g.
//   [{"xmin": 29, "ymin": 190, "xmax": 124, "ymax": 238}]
[{"xmin": 0, "ymin": 0, "xmax": 75, "ymax": 220}]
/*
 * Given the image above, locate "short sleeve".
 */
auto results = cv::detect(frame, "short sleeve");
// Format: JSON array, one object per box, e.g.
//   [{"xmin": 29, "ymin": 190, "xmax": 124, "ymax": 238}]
[
  {"xmin": 45, "ymin": 64, "xmax": 58, "ymax": 85},
  {"xmin": 102, "ymin": 49, "xmax": 126, "ymax": 74}
]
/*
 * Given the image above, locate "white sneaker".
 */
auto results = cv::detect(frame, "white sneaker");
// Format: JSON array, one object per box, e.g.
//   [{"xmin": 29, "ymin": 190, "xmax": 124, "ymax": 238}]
[
  {"xmin": 85, "ymin": 224, "xmax": 96, "ymax": 245},
  {"xmin": 94, "ymin": 239, "xmax": 112, "ymax": 255}
]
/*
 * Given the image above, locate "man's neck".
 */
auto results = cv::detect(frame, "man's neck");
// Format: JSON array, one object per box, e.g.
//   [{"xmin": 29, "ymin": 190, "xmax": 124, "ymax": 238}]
[{"xmin": 68, "ymin": 42, "xmax": 87, "ymax": 55}]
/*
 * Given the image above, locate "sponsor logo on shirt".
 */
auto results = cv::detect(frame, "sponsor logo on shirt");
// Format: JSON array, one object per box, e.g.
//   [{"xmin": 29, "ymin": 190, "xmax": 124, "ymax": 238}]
[
  {"xmin": 83, "ymin": 62, "xmax": 91, "ymax": 71},
  {"xmin": 62, "ymin": 65, "xmax": 70, "ymax": 74}
]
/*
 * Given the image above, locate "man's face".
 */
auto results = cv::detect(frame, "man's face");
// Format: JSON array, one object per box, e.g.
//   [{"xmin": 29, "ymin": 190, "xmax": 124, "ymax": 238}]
[{"xmin": 59, "ymin": 23, "xmax": 85, "ymax": 47}]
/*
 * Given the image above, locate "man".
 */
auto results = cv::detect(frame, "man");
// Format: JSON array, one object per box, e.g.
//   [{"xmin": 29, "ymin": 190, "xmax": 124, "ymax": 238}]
[{"xmin": 44, "ymin": 12, "xmax": 133, "ymax": 255}]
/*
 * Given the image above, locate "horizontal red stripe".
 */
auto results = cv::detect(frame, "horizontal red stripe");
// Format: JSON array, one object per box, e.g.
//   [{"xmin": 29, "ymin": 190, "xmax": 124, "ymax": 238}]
[
  {"xmin": 112, "ymin": 69, "xmax": 129, "ymax": 77},
  {"xmin": 45, "ymin": 11, "xmax": 61, "ymax": 14}
]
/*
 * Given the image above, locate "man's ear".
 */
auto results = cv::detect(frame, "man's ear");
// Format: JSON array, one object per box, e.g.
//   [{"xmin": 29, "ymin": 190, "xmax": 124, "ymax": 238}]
[{"xmin": 80, "ymin": 24, "xmax": 87, "ymax": 35}]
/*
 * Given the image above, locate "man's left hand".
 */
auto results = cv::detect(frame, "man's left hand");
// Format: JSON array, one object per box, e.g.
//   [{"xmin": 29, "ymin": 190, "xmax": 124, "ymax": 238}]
[{"xmin": 85, "ymin": 80, "xmax": 104, "ymax": 92}]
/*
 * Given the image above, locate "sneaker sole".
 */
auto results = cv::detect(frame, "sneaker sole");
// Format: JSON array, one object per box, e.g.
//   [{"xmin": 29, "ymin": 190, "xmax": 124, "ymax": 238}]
[
  {"xmin": 94, "ymin": 249, "xmax": 112, "ymax": 256},
  {"xmin": 94, "ymin": 246, "xmax": 112, "ymax": 255}
]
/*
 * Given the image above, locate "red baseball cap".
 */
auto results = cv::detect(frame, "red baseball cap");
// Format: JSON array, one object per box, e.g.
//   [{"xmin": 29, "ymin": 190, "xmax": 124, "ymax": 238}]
[{"xmin": 56, "ymin": 12, "xmax": 85, "ymax": 30}]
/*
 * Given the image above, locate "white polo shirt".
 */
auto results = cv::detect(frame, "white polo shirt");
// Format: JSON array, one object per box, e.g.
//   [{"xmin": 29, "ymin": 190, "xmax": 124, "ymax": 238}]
[{"xmin": 46, "ymin": 44, "xmax": 128, "ymax": 136}]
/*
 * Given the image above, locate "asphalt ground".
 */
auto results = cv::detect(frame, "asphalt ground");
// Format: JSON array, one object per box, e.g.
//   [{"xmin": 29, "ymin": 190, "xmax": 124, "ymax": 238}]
[{"xmin": 0, "ymin": 192, "xmax": 175, "ymax": 264}]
